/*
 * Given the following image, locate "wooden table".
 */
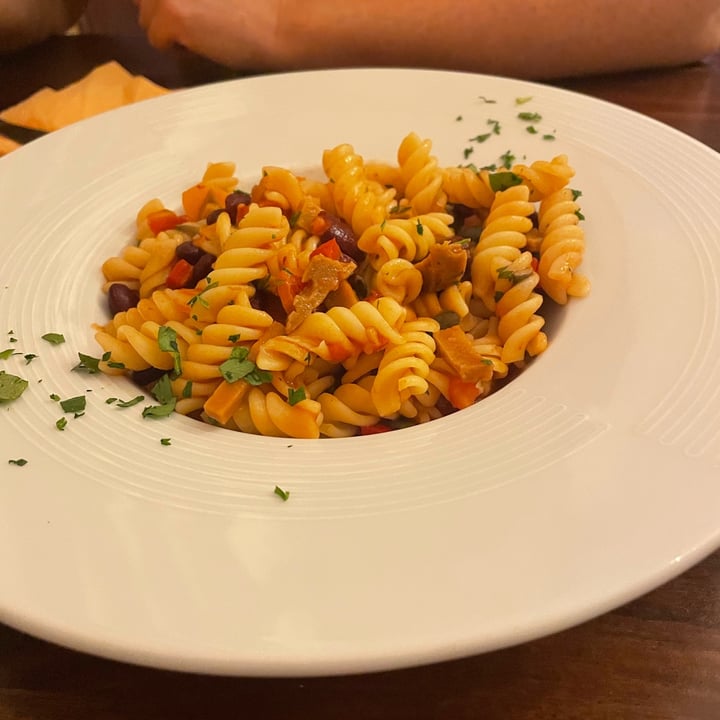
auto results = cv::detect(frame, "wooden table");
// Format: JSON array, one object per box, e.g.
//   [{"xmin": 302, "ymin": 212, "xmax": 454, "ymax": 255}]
[{"xmin": 2, "ymin": 36, "xmax": 720, "ymax": 720}]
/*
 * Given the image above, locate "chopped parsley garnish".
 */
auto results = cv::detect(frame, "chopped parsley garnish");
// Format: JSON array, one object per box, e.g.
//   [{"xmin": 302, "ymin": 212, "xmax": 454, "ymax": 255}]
[
  {"xmin": 469, "ymin": 133, "xmax": 491, "ymax": 144},
  {"xmin": 157, "ymin": 325, "xmax": 182, "ymax": 377},
  {"xmin": 463, "ymin": 146, "xmax": 474, "ymax": 159},
  {"xmin": 517, "ymin": 111, "xmax": 542, "ymax": 122},
  {"xmin": 274, "ymin": 485, "xmax": 291, "ymax": 501},
  {"xmin": 0, "ymin": 349, "xmax": 17, "ymax": 360},
  {"xmin": 526, "ymin": 126, "xmax": 539, "ymax": 135},
  {"xmin": 434, "ymin": 310, "xmax": 460, "ymax": 329},
  {"xmin": 227, "ymin": 334, "xmax": 241, "ymax": 343},
  {"xmin": 55, "ymin": 417, "xmax": 68, "ymax": 431},
  {"xmin": 488, "ymin": 171, "xmax": 523, "ymax": 192},
  {"xmin": 477, "ymin": 96, "xmax": 497, "ymax": 103},
  {"xmin": 498, "ymin": 150, "xmax": 516, "ymax": 168},
  {"xmin": 23, "ymin": 354, "xmax": 37, "ymax": 364},
  {"xmin": 220, "ymin": 346, "xmax": 271, "ymax": 385},
  {"xmin": 486, "ymin": 119, "xmax": 501, "ymax": 134},
  {"xmin": 287, "ymin": 387, "xmax": 306, "ymax": 406},
  {"xmin": 416, "ymin": 219, "xmax": 424, "ymax": 236},
  {"xmin": 115, "ymin": 395, "xmax": 145, "ymax": 408},
  {"xmin": 59, "ymin": 395, "xmax": 86, "ymax": 414},
  {"xmin": 0, "ymin": 372, "xmax": 29, "ymax": 402},
  {"xmin": 50, "ymin": 393, "xmax": 60, "ymax": 401},
  {"xmin": 107, "ymin": 361, "xmax": 125, "ymax": 369},
  {"xmin": 182, "ymin": 381, "xmax": 193, "ymax": 399},
  {"xmin": 542, "ymin": 134, "xmax": 556, "ymax": 141},
  {"xmin": 73, "ymin": 352, "xmax": 108, "ymax": 374},
  {"xmin": 187, "ymin": 280, "xmax": 219, "ymax": 309},
  {"xmin": 497, "ymin": 266, "xmax": 532, "ymax": 284},
  {"xmin": 41, "ymin": 333, "xmax": 65, "ymax": 345},
  {"xmin": 160, "ymin": 438, "xmax": 172, "ymax": 446},
  {"xmin": 575, "ymin": 209, "xmax": 586, "ymax": 221},
  {"xmin": 8, "ymin": 458, "xmax": 27, "ymax": 466},
  {"xmin": 455, "ymin": 115, "xmax": 463, "ymax": 121},
  {"xmin": 142, "ymin": 374, "xmax": 176, "ymax": 418},
  {"xmin": 515, "ymin": 96, "xmax": 533, "ymax": 105},
  {"xmin": 571, "ymin": 188, "xmax": 583, "ymax": 201}
]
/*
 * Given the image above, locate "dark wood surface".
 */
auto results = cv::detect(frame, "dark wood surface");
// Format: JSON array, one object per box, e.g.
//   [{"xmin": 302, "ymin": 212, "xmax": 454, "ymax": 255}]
[{"xmin": 1, "ymin": 36, "xmax": 720, "ymax": 720}]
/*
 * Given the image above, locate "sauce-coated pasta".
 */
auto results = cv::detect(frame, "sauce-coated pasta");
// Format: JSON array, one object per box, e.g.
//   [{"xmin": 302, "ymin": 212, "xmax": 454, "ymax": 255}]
[{"xmin": 94, "ymin": 132, "xmax": 590, "ymax": 438}]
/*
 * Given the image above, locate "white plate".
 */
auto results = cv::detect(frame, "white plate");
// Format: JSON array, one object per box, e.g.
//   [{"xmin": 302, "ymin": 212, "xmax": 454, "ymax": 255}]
[{"xmin": 1, "ymin": 68, "xmax": 720, "ymax": 677}]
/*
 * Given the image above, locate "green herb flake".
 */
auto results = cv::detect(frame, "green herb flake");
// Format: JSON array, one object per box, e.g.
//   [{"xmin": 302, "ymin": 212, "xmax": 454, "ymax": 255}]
[
  {"xmin": 157, "ymin": 325, "xmax": 182, "ymax": 377},
  {"xmin": 526, "ymin": 126, "xmax": 539, "ymax": 135},
  {"xmin": 55, "ymin": 417, "xmax": 68, "ymax": 431},
  {"xmin": 23, "ymin": 354, "xmax": 37, "ymax": 364},
  {"xmin": 141, "ymin": 375, "xmax": 176, "ymax": 418},
  {"xmin": 8, "ymin": 458, "xmax": 28, "ymax": 466},
  {"xmin": 220, "ymin": 346, "xmax": 271, "ymax": 386},
  {"xmin": 0, "ymin": 372, "xmax": 29, "ymax": 402},
  {"xmin": 288, "ymin": 387, "xmax": 307, "ymax": 406},
  {"xmin": 488, "ymin": 171, "xmax": 523, "ymax": 192},
  {"xmin": 499, "ymin": 150, "xmax": 516, "ymax": 168},
  {"xmin": 73, "ymin": 352, "xmax": 103, "ymax": 374},
  {"xmin": 463, "ymin": 146, "xmax": 474, "ymax": 160},
  {"xmin": 575, "ymin": 209, "xmax": 586, "ymax": 221},
  {"xmin": 416, "ymin": 219, "xmax": 424, "ymax": 236},
  {"xmin": 274, "ymin": 485, "xmax": 291, "ymax": 501},
  {"xmin": 50, "ymin": 393, "xmax": 61, "ymax": 402},
  {"xmin": 41, "ymin": 333, "xmax": 66, "ymax": 345},
  {"xmin": 9, "ymin": 337, "xmax": 17, "ymax": 343},
  {"xmin": 160, "ymin": 438, "xmax": 172, "ymax": 446},
  {"xmin": 227, "ymin": 334, "xmax": 241, "ymax": 343},
  {"xmin": 469, "ymin": 133, "xmax": 491, "ymax": 144},
  {"xmin": 434, "ymin": 310, "xmax": 460, "ymax": 330},
  {"xmin": 477, "ymin": 96, "xmax": 497, "ymax": 104},
  {"xmin": 60, "ymin": 395, "xmax": 86, "ymax": 414},
  {"xmin": 517, "ymin": 111, "xmax": 542, "ymax": 122},
  {"xmin": 182, "ymin": 381, "xmax": 193, "ymax": 399},
  {"xmin": 0, "ymin": 348, "xmax": 17, "ymax": 360},
  {"xmin": 542, "ymin": 134, "xmax": 556, "ymax": 141},
  {"xmin": 497, "ymin": 266, "xmax": 532, "ymax": 285},
  {"xmin": 107, "ymin": 361, "xmax": 125, "ymax": 369},
  {"xmin": 116, "ymin": 395, "xmax": 145, "ymax": 408},
  {"xmin": 486, "ymin": 119, "xmax": 501, "ymax": 134},
  {"xmin": 455, "ymin": 115, "xmax": 463, "ymax": 121},
  {"xmin": 187, "ymin": 280, "xmax": 219, "ymax": 309},
  {"xmin": 515, "ymin": 96, "xmax": 533, "ymax": 105},
  {"xmin": 105, "ymin": 397, "xmax": 118, "ymax": 405},
  {"xmin": 571, "ymin": 188, "xmax": 583, "ymax": 201}
]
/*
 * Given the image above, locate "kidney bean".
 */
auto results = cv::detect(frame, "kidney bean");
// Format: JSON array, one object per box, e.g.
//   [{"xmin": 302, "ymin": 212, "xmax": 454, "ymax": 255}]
[
  {"xmin": 108, "ymin": 283, "xmax": 139, "ymax": 315},
  {"xmin": 131, "ymin": 367, "xmax": 167, "ymax": 388},
  {"xmin": 175, "ymin": 241, "xmax": 204, "ymax": 265},
  {"xmin": 205, "ymin": 208, "xmax": 223, "ymax": 226},
  {"xmin": 321, "ymin": 216, "xmax": 364, "ymax": 262},
  {"xmin": 190, "ymin": 252, "xmax": 217, "ymax": 286},
  {"xmin": 225, "ymin": 190, "xmax": 252, "ymax": 223}
]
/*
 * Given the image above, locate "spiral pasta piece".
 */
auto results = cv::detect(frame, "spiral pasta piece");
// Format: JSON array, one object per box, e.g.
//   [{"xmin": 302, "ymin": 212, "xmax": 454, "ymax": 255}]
[
  {"xmin": 512, "ymin": 154, "xmax": 575, "ymax": 202},
  {"xmin": 537, "ymin": 188, "xmax": 590, "ymax": 304},
  {"xmin": 397, "ymin": 132, "xmax": 448, "ymax": 215},
  {"xmin": 322, "ymin": 142, "xmax": 397, "ymax": 235},
  {"xmin": 358, "ymin": 212, "xmax": 455, "ymax": 270},
  {"xmin": 442, "ymin": 165, "xmax": 497, "ymax": 209},
  {"xmin": 494, "ymin": 252, "xmax": 548, "ymax": 363}
]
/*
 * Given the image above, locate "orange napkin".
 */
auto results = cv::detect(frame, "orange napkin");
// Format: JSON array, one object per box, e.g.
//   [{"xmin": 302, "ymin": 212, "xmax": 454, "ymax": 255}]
[{"xmin": 0, "ymin": 61, "xmax": 169, "ymax": 154}]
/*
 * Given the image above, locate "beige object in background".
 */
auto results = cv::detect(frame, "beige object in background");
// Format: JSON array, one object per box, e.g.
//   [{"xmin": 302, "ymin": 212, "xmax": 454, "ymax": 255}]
[{"xmin": 0, "ymin": 61, "xmax": 168, "ymax": 154}]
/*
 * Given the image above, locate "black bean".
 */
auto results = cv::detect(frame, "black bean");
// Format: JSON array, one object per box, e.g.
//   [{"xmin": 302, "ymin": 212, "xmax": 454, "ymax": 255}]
[
  {"xmin": 108, "ymin": 283, "xmax": 139, "ymax": 315},
  {"xmin": 175, "ymin": 241, "xmax": 204, "ymax": 265},
  {"xmin": 191, "ymin": 252, "xmax": 216, "ymax": 286}
]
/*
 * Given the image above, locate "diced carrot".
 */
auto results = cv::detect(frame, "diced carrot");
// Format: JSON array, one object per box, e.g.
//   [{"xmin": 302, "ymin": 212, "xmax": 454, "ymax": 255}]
[
  {"xmin": 360, "ymin": 423, "xmax": 392, "ymax": 435},
  {"xmin": 277, "ymin": 272, "xmax": 305, "ymax": 313},
  {"xmin": 165, "ymin": 259, "xmax": 194, "ymax": 289},
  {"xmin": 310, "ymin": 213, "xmax": 332, "ymax": 236},
  {"xmin": 310, "ymin": 238, "xmax": 341, "ymax": 261},
  {"xmin": 204, "ymin": 379, "xmax": 249, "ymax": 426},
  {"xmin": 447, "ymin": 376, "xmax": 482, "ymax": 410},
  {"xmin": 182, "ymin": 183, "xmax": 210, "ymax": 221},
  {"xmin": 147, "ymin": 209, "xmax": 189, "ymax": 235}
]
